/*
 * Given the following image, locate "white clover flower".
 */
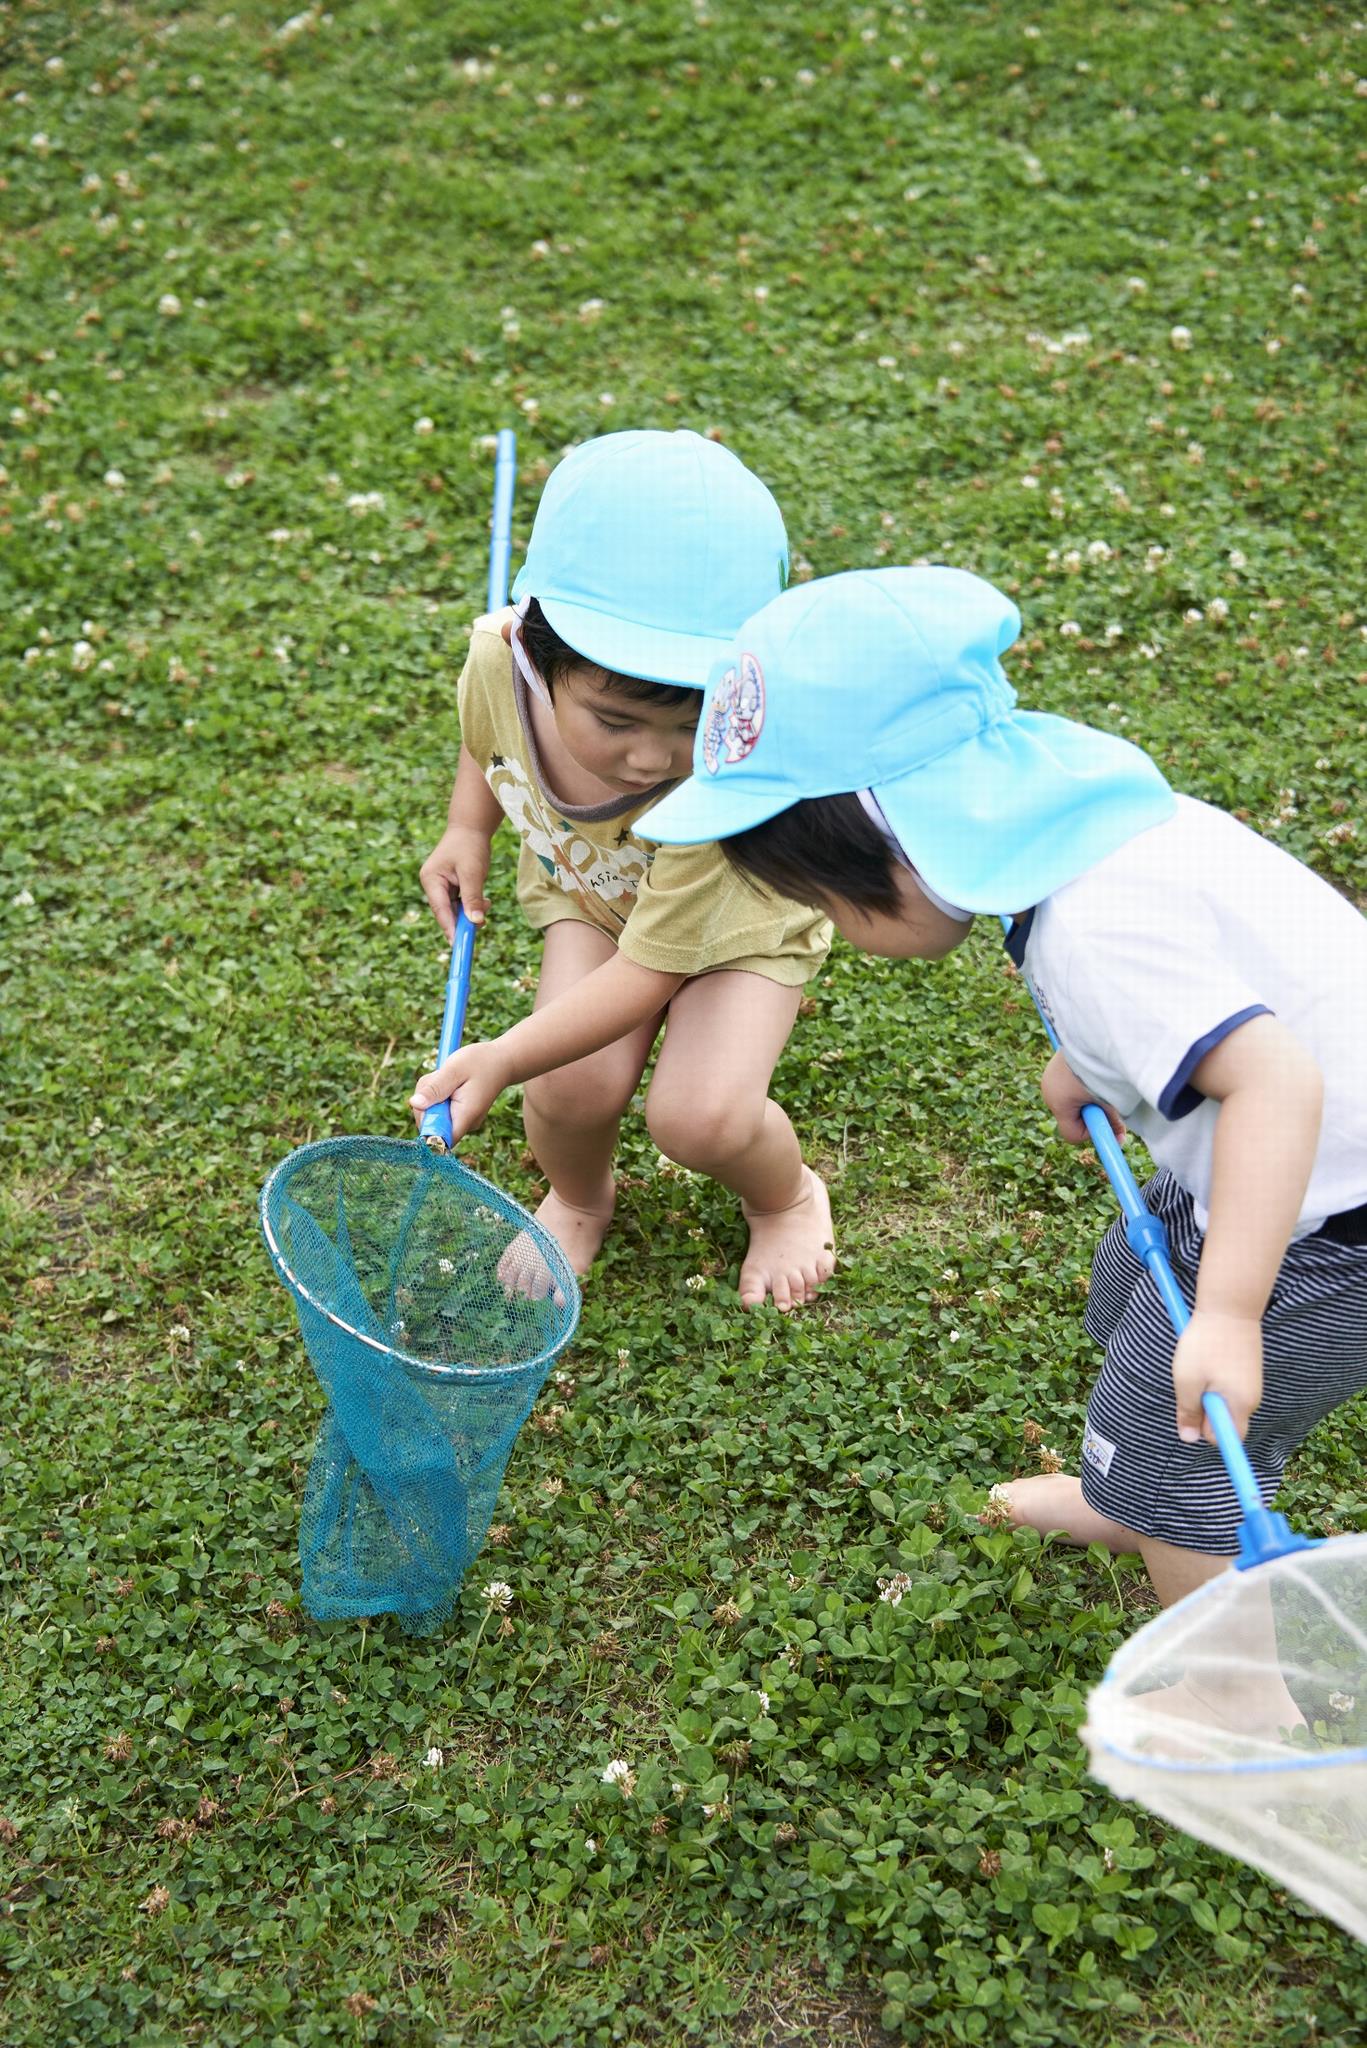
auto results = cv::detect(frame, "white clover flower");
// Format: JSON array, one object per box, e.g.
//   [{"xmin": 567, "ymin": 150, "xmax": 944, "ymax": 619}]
[
  {"xmin": 578, "ymin": 298, "xmax": 605, "ymax": 321},
  {"xmin": 615, "ymin": 1347, "xmax": 631, "ymax": 1368},
  {"xmin": 600, "ymin": 1758, "xmax": 635, "ymax": 1794},
  {"xmin": 878, "ymin": 1572, "xmax": 913, "ymax": 1607},
  {"xmin": 422, "ymin": 1746, "xmax": 444, "ymax": 1768},
  {"xmin": 71, "ymin": 639, "xmax": 97, "ymax": 671},
  {"xmin": 1208, "ymin": 597, "xmax": 1229, "ymax": 622},
  {"xmin": 1086, "ymin": 540, "xmax": 1112, "ymax": 561},
  {"xmin": 170, "ymin": 1324, "xmax": 191, "ymax": 1341},
  {"xmin": 1126, "ymin": 276, "xmax": 1147, "ymax": 293},
  {"xmin": 103, "ymin": 468, "xmax": 127, "ymax": 490},
  {"xmin": 795, "ymin": 68, "xmax": 816, "ymax": 85},
  {"xmin": 11, "ymin": 888, "xmax": 35, "ymax": 908},
  {"xmin": 158, "ymin": 293, "xmax": 183, "ymax": 317},
  {"xmin": 1329, "ymin": 1691, "xmax": 1356, "ymax": 1716},
  {"xmin": 1169, "ymin": 324, "xmax": 1193, "ymax": 349},
  {"xmin": 345, "ymin": 490, "xmax": 385, "ymax": 515},
  {"xmin": 1228, "ymin": 548, "xmax": 1247, "ymax": 569},
  {"xmin": 1184, "ymin": 608, "xmax": 1204, "ymax": 625},
  {"xmin": 1104, "ymin": 623, "xmax": 1123, "ymax": 642},
  {"xmin": 684, "ymin": 1275, "xmax": 707, "ymax": 1293},
  {"xmin": 414, "ymin": 416, "xmax": 435, "ymax": 436},
  {"xmin": 1059, "ymin": 620, "xmax": 1081, "ymax": 638},
  {"xmin": 756, "ymin": 1690, "xmax": 770, "ymax": 1714},
  {"xmin": 269, "ymin": 527, "xmax": 293, "ymax": 543},
  {"xmin": 437, "ymin": 1257, "xmax": 455, "ymax": 1275},
  {"xmin": 599, "ymin": 392, "xmax": 615, "ymax": 407},
  {"xmin": 583, "ymin": 1835, "xmax": 597, "ymax": 1855},
  {"xmin": 482, "ymin": 1580, "xmax": 513, "ymax": 1610},
  {"xmin": 1020, "ymin": 474, "xmax": 1040, "ymax": 490}
]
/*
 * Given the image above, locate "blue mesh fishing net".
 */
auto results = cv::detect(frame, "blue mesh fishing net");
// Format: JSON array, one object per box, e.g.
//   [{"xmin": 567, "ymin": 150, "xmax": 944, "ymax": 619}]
[{"xmin": 260, "ymin": 1136, "xmax": 579, "ymax": 1634}]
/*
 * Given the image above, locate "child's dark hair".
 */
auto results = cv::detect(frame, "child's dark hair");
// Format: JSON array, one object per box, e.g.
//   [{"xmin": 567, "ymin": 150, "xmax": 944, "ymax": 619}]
[
  {"xmin": 521, "ymin": 597, "xmax": 697, "ymax": 712},
  {"xmin": 725, "ymin": 793, "xmax": 904, "ymax": 917}
]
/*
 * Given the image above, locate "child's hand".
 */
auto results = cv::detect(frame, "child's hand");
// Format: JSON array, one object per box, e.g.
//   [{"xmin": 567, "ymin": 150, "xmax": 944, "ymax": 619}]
[
  {"xmin": 1171, "ymin": 1310, "xmax": 1264, "ymax": 1445},
  {"xmin": 1040, "ymin": 1049, "xmax": 1126, "ymax": 1146},
  {"xmin": 410, "ymin": 1040, "xmax": 513, "ymax": 1143},
  {"xmin": 419, "ymin": 825, "xmax": 492, "ymax": 942}
]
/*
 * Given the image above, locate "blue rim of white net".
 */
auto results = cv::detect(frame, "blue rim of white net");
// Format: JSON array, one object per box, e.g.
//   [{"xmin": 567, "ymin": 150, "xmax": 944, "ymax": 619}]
[
  {"xmin": 258, "ymin": 1139, "xmax": 580, "ymax": 1385},
  {"xmin": 1086, "ymin": 1556, "xmax": 1367, "ymax": 1779}
]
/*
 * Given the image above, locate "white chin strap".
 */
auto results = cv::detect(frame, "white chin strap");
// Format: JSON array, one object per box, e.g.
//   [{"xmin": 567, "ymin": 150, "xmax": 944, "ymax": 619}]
[
  {"xmin": 856, "ymin": 789, "xmax": 973, "ymax": 922},
  {"xmin": 507, "ymin": 595, "xmax": 554, "ymax": 706}
]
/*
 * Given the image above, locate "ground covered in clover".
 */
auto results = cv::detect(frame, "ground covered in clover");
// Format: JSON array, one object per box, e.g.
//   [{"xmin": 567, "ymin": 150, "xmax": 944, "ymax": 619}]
[{"xmin": 2, "ymin": 2, "xmax": 1365, "ymax": 2044}]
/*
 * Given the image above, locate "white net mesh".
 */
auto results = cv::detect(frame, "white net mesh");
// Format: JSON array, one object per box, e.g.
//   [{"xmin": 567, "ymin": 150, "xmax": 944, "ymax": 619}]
[{"xmin": 1083, "ymin": 1535, "xmax": 1367, "ymax": 1943}]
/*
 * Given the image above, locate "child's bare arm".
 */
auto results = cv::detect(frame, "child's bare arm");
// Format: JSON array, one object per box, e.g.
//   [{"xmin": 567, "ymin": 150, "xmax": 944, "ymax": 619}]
[
  {"xmin": 410, "ymin": 952, "xmax": 684, "ymax": 1142},
  {"xmin": 419, "ymin": 744, "xmax": 505, "ymax": 939},
  {"xmin": 1172, "ymin": 1013, "xmax": 1323, "ymax": 1443}
]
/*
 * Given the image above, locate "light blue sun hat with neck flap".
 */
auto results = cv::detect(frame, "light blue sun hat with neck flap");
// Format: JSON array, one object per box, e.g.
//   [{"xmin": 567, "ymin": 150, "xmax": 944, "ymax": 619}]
[
  {"xmin": 511, "ymin": 429, "xmax": 789, "ymax": 688},
  {"xmin": 638, "ymin": 565, "xmax": 1176, "ymax": 913}
]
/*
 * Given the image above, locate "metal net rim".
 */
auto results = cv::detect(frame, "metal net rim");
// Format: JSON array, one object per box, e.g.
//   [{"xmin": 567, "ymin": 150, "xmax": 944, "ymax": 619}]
[{"xmin": 258, "ymin": 1136, "xmax": 581, "ymax": 1384}]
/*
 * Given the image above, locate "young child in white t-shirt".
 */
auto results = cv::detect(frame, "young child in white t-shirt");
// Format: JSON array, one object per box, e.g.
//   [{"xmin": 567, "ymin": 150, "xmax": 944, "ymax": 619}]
[{"xmin": 637, "ymin": 566, "xmax": 1367, "ymax": 1698}]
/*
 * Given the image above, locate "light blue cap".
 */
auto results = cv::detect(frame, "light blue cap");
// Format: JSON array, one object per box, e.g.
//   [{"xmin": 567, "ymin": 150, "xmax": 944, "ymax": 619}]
[
  {"xmin": 639, "ymin": 567, "xmax": 1176, "ymax": 913},
  {"xmin": 510, "ymin": 429, "xmax": 789, "ymax": 688}
]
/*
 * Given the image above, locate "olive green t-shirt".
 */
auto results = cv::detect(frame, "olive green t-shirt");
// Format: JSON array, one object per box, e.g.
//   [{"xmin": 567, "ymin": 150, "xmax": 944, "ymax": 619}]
[{"xmin": 456, "ymin": 614, "xmax": 830, "ymax": 986}]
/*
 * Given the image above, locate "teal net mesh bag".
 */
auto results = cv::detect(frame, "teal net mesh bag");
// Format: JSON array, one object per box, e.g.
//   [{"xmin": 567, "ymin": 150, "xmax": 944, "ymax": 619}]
[{"xmin": 260, "ymin": 1135, "xmax": 579, "ymax": 1634}]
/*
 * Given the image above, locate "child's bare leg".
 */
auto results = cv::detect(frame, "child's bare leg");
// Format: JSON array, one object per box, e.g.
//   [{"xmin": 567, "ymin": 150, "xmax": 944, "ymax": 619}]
[
  {"xmin": 992, "ymin": 1473, "xmax": 1144, "ymax": 1552},
  {"xmin": 1136, "ymin": 1536, "xmax": 1305, "ymax": 1737},
  {"xmin": 646, "ymin": 971, "xmax": 834, "ymax": 1313},
  {"xmin": 508, "ymin": 922, "xmax": 660, "ymax": 1282}
]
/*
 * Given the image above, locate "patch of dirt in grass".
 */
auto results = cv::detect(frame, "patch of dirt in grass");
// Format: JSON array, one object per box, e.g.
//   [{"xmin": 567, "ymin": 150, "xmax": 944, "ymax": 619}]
[
  {"xmin": 734, "ymin": 1963, "xmax": 900, "ymax": 2048},
  {"xmin": 26, "ymin": 1168, "xmax": 113, "ymax": 1282}
]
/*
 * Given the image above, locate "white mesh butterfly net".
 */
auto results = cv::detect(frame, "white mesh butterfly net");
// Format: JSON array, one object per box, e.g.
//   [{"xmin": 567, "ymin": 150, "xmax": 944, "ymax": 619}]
[{"xmin": 1084, "ymin": 1532, "xmax": 1367, "ymax": 1942}]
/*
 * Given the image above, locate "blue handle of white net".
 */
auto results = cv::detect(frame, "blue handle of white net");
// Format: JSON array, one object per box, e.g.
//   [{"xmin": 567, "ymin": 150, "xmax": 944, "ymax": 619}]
[
  {"xmin": 418, "ymin": 430, "xmax": 518, "ymax": 1155},
  {"xmin": 1001, "ymin": 915, "xmax": 1314, "ymax": 1569}
]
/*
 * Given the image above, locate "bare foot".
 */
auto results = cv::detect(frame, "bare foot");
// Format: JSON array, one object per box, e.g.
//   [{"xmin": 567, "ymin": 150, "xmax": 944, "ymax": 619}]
[
  {"xmin": 496, "ymin": 1185, "xmax": 616, "ymax": 1301},
  {"xmin": 739, "ymin": 1167, "xmax": 836, "ymax": 1313},
  {"xmin": 1133, "ymin": 1673, "xmax": 1307, "ymax": 1759}
]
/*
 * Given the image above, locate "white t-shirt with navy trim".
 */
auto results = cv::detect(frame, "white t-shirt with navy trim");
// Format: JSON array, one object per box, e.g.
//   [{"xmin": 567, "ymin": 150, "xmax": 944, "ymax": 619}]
[{"xmin": 1014, "ymin": 795, "xmax": 1367, "ymax": 1236}]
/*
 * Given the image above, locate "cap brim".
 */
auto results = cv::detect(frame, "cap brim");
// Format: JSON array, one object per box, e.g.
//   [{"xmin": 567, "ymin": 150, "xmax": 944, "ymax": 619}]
[
  {"xmin": 536, "ymin": 594, "xmax": 724, "ymax": 688},
  {"xmin": 636, "ymin": 772, "xmax": 795, "ymax": 846}
]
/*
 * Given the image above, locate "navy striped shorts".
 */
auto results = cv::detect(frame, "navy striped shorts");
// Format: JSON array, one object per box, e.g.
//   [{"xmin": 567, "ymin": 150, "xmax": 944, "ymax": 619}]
[{"xmin": 1078, "ymin": 1169, "xmax": 1367, "ymax": 1554}]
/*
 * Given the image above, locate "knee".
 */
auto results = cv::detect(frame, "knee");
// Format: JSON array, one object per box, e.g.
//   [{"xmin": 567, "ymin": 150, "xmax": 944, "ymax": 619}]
[
  {"xmin": 646, "ymin": 1083, "xmax": 762, "ymax": 1172},
  {"xmin": 525, "ymin": 1066, "xmax": 628, "ymax": 1135}
]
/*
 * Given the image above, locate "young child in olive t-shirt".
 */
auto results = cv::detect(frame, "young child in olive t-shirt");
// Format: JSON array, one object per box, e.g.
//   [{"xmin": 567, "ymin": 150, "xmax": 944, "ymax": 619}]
[{"xmin": 413, "ymin": 431, "xmax": 834, "ymax": 1313}]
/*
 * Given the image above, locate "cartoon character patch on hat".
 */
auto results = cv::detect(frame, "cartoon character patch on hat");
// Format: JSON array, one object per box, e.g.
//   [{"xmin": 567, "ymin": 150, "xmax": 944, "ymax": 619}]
[{"xmin": 702, "ymin": 651, "xmax": 765, "ymax": 775}]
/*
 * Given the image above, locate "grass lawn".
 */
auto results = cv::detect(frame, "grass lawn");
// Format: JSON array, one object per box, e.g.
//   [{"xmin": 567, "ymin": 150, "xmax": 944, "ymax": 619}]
[{"xmin": 2, "ymin": 1, "xmax": 1365, "ymax": 2042}]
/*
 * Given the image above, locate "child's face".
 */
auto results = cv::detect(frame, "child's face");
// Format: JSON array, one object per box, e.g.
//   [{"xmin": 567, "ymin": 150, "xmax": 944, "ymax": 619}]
[
  {"xmin": 553, "ymin": 668, "xmax": 699, "ymax": 794},
  {"xmin": 826, "ymin": 869, "xmax": 972, "ymax": 962}
]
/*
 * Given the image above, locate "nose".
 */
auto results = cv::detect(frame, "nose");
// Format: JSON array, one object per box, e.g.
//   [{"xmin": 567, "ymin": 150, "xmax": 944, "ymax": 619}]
[{"xmin": 625, "ymin": 738, "xmax": 674, "ymax": 777}]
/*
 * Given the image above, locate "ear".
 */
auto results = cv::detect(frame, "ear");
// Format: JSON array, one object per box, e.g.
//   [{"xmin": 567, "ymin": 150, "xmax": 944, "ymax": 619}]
[{"xmin": 499, "ymin": 614, "xmax": 514, "ymax": 645}]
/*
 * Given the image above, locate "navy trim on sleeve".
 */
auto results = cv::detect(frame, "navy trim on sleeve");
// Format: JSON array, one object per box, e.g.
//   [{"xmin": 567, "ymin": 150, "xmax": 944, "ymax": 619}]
[
  {"xmin": 1157, "ymin": 1004, "xmax": 1273, "ymax": 1120},
  {"xmin": 1003, "ymin": 908, "xmax": 1036, "ymax": 968}
]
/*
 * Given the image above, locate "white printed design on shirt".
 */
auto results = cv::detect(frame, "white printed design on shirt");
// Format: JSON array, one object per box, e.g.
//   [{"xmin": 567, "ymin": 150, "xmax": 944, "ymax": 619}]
[{"xmin": 489, "ymin": 757, "xmax": 648, "ymax": 926}]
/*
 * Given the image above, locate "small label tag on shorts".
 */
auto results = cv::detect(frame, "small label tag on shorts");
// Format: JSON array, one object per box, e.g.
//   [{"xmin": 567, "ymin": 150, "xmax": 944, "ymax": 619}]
[{"xmin": 1082, "ymin": 1425, "xmax": 1116, "ymax": 1478}]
